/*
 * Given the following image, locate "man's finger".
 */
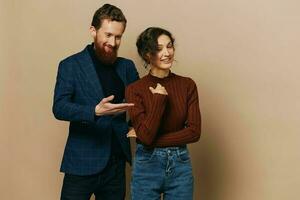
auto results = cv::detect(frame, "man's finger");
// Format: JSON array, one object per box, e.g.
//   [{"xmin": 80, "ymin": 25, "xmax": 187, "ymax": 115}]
[
  {"xmin": 101, "ymin": 95, "xmax": 115, "ymax": 103},
  {"xmin": 106, "ymin": 104, "xmax": 135, "ymax": 114},
  {"xmin": 108, "ymin": 103, "xmax": 134, "ymax": 110}
]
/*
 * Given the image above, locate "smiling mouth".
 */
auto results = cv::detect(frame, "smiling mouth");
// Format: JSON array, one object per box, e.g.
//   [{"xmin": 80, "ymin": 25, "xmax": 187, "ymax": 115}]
[
  {"xmin": 161, "ymin": 58, "xmax": 173, "ymax": 64},
  {"xmin": 105, "ymin": 46, "xmax": 113, "ymax": 51}
]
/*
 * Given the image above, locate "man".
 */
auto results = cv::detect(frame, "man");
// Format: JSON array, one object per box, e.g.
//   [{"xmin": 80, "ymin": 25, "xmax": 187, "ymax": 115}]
[{"xmin": 52, "ymin": 4, "xmax": 139, "ymax": 200}]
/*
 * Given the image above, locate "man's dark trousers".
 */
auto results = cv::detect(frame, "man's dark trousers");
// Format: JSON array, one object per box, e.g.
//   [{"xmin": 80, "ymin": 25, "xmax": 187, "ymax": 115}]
[{"xmin": 61, "ymin": 156, "xmax": 126, "ymax": 200}]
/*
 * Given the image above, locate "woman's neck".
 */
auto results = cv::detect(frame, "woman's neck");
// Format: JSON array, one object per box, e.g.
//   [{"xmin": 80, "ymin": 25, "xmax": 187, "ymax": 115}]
[{"xmin": 150, "ymin": 67, "xmax": 170, "ymax": 78}]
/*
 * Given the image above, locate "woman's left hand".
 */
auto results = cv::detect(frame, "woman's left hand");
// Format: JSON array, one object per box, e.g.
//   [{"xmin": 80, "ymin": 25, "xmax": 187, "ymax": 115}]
[
  {"xmin": 127, "ymin": 127, "xmax": 137, "ymax": 138},
  {"xmin": 149, "ymin": 83, "xmax": 168, "ymax": 95}
]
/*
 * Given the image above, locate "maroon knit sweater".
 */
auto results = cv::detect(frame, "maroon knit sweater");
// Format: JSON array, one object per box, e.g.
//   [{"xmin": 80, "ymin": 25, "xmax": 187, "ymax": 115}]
[{"xmin": 125, "ymin": 72, "xmax": 201, "ymax": 147}]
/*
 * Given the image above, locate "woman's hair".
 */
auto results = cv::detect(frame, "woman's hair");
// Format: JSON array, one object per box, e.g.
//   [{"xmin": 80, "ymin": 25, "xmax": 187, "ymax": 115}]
[{"xmin": 136, "ymin": 27, "xmax": 175, "ymax": 65}]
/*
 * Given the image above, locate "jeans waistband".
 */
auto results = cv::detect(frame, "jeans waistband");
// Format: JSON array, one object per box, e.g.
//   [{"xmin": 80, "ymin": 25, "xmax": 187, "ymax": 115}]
[{"xmin": 136, "ymin": 144, "xmax": 188, "ymax": 156}]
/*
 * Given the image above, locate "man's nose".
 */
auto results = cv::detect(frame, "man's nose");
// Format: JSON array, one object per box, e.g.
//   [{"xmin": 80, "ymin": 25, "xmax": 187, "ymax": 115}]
[{"xmin": 108, "ymin": 37, "xmax": 116, "ymax": 47}]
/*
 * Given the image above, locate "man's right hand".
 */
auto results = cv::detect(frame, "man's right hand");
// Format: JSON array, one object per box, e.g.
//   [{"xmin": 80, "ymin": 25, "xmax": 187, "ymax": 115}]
[{"xmin": 95, "ymin": 95, "xmax": 134, "ymax": 116}]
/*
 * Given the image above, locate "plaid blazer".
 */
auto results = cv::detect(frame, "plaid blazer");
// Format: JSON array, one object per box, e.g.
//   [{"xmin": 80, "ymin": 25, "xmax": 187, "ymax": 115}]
[{"xmin": 53, "ymin": 45, "xmax": 139, "ymax": 175}]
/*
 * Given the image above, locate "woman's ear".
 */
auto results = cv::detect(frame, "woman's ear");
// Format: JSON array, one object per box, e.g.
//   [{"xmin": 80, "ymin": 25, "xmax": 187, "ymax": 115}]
[{"xmin": 145, "ymin": 53, "xmax": 151, "ymax": 64}]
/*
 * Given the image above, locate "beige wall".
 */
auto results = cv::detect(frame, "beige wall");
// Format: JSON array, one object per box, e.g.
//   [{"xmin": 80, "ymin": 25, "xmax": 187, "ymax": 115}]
[{"xmin": 1, "ymin": 0, "xmax": 300, "ymax": 199}]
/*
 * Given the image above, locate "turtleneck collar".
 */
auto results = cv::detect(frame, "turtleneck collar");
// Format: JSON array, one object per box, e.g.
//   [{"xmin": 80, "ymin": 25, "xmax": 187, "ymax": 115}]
[{"xmin": 146, "ymin": 70, "xmax": 175, "ymax": 82}]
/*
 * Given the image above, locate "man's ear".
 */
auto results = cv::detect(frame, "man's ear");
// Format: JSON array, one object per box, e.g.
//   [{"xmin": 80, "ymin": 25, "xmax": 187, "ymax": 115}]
[{"xmin": 89, "ymin": 26, "xmax": 97, "ymax": 38}]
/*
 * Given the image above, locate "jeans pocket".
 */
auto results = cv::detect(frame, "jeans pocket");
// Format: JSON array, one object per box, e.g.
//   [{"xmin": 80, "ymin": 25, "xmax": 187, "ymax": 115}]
[
  {"xmin": 135, "ymin": 145, "xmax": 155, "ymax": 163},
  {"xmin": 177, "ymin": 149, "xmax": 191, "ymax": 163}
]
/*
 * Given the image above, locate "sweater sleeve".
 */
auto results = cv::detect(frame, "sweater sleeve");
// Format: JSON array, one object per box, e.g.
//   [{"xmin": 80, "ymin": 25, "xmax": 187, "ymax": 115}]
[
  {"xmin": 152, "ymin": 80, "xmax": 201, "ymax": 147},
  {"xmin": 125, "ymin": 85, "xmax": 167, "ymax": 145}
]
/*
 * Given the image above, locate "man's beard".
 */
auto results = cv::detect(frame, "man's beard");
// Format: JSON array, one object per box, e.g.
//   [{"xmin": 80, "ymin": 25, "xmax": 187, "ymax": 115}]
[{"xmin": 94, "ymin": 43, "xmax": 118, "ymax": 65}]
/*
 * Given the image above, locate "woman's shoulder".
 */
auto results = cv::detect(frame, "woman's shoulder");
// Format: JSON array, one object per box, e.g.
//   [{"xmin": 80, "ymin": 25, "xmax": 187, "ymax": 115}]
[
  {"xmin": 173, "ymin": 73, "xmax": 196, "ymax": 86},
  {"xmin": 126, "ymin": 75, "xmax": 149, "ymax": 91}
]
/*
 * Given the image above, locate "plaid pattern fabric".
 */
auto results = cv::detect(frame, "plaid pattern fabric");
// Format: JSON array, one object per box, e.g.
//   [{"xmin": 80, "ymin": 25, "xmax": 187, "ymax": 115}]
[{"xmin": 53, "ymin": 45, "xmax": 139, "ymax": 175}]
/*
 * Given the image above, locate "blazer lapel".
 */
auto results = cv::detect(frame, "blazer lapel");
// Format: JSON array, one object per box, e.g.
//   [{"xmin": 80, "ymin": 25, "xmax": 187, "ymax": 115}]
[
  {"xmin": 115, "ymin": 59, "xmax": 127, "ymax": 85},
  {"xmin": 77, "ymin": 46, "xmax": 104, "ymax": 99}
]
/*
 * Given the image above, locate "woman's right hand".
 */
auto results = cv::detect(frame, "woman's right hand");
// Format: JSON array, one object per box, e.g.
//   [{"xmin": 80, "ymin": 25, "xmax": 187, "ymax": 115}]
[{"xmin": 149, "ymin": 83, "xmax": 168, "ymax": 95}]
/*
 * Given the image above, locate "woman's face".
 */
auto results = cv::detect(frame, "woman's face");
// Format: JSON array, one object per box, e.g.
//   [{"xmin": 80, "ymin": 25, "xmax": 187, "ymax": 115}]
[{"xmin": 149, "ymin": 34, "xmax": 174, "ymax": 70}]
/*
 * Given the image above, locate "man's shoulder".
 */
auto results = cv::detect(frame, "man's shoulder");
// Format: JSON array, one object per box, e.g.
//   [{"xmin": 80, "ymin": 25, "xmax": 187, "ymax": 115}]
[
  {"xmin": 116, "ymin": 57, "xmax": 135, "ymax": 66},
  {"xmin": 59, "ymin": 47, "xmax": 88, "ymax": 66}
]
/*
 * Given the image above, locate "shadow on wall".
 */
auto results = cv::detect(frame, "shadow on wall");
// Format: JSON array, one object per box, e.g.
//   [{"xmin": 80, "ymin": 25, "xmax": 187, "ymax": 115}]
[{"xmin": 191, "ymin": 106, "xmax": 237, "ymax": 199}]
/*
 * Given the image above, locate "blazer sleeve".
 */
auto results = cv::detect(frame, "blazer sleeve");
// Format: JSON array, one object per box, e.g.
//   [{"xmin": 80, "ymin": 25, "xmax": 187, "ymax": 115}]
[
  {"xmin": 52, "ymin": 60, "xmax": 95, "ymax": 122},
  {"xmin": 126, "ymin": 59, "xmax": 139, "ymax": 84},
  {"xmin": 125, "ymin": 59, "xmax": 139, "ymax": 127}
]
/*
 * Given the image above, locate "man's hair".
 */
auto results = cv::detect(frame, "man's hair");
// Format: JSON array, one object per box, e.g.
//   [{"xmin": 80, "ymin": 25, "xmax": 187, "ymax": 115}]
[
  {"xmin": 91, "ymin": 4, "xmax": 127, "ymax": 30},
  {"xmin": 136, "ymin": 27, "xmax": 175, "ymax": 64}
]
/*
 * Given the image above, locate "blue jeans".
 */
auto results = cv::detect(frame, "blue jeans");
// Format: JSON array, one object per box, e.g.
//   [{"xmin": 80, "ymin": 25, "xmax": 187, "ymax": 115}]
[{"xmin": 131, "ymin": 144, "xmax": 194, "ymax": 200}]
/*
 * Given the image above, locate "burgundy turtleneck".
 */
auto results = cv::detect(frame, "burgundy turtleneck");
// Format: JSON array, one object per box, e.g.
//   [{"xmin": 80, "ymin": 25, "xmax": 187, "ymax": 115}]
[{"xmin": 125, "ymin": 72, "xmax": 201, "ymax": 147}]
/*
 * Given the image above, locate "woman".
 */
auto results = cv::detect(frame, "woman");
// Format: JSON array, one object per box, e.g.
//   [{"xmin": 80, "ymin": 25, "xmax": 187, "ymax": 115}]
[{"xmin": 125, "ymin": 27, "xmax": 201, "ymax": 200}]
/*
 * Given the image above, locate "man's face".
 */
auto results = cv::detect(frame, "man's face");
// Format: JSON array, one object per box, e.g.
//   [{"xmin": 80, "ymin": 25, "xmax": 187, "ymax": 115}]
[{"xmin": 90, "ymin": 19, "xmax": 125, "ymax": 64}]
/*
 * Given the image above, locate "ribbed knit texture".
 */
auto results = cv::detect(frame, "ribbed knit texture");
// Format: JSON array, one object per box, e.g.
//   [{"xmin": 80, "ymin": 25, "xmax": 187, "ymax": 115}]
[{"xmin": 125, "ymin": 72, "xmax": 201, "ymax": 147}]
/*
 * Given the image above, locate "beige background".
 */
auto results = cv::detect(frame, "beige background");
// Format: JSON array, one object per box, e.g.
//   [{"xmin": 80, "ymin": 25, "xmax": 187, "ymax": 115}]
[{"xmin": 1, "ymin": 0, "xmax": 300, "ymax": 199}]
